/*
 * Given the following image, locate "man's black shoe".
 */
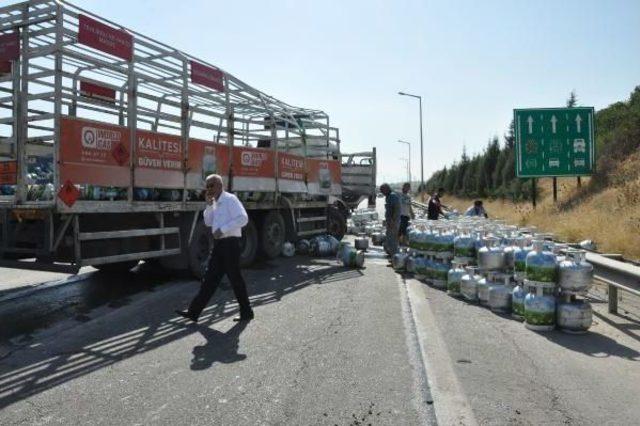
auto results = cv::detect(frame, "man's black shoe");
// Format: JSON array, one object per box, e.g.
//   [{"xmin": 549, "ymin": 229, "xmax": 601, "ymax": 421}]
[
  {"xmin": 233, "ymin": 312, "xmax": 254, "ymax": 322},
  {"xmin": 175, "ymin": 310, "xmax": 198, "ymax": 323}
]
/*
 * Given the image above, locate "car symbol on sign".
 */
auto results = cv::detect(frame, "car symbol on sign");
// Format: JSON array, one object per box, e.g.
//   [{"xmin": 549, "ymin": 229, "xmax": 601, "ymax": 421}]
[
  {"xmin": 573, "ymin": 139, "xmax": 586, "ymax": 153},
  {"xmin": 574, "ymin": 158, "xmax": 585, "ymax": 167},
  {"xmin": 548, "ymin": 159, "xmax": 560, "ymax": 168}
]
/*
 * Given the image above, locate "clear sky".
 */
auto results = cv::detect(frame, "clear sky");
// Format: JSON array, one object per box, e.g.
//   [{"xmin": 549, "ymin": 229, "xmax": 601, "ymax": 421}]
[{"xmin": 68, "ymin": 0, "xmax": 640, "ymax": 183}]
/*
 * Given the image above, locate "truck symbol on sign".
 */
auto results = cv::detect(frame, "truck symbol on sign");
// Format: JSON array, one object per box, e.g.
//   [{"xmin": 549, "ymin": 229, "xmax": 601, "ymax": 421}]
[
  {"xmin": 548, "ymin": 158, "xmax": 560, "ymax": 168},
  {"xmin": 573, "ymin": 139, "xmax": 586, "ymax": 153}
]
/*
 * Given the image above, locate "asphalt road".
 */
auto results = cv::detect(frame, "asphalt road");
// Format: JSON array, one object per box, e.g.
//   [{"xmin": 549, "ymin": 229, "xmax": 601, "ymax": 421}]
[
  {"xmin": 0, "ymin": 247, "xmax": 436, "ymax": 425},
  {"xmin": 407, "ymin": 275, "xmax": 640, "ymax": 425},
  {"xmin": 1, "ymin": 229, "xmax": 640, "ymax": 425}
]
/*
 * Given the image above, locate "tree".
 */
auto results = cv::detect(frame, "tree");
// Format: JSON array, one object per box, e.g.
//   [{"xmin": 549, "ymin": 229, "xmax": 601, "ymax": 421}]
[
  {"xmin": 444, "ymin": 163, "xmax": 458, "ymax": 193},
  {"xmin": 493, "ymin": 148, "xmax": 508, "ymax": 190},
  {"xmin": 483, "ymin": 136, "xmax": 501, "ymax": 193},
  {"xmin": 566, "ymin": 90, "xmax": 578, "ymax": 107},
  {"xmin": 502, "ymin": 148, "xmax": 516, "ymax": 187},
  {"xmin": 475, "ymin": 156, "xmax": 488, "ymax": 197},
  {"xmin": 504, "ymin": 120, "xmax": 515, "ymax": 149},
  {"xmin": 455, "ymin": 146, "xmax": 469, "ymax": 195}
]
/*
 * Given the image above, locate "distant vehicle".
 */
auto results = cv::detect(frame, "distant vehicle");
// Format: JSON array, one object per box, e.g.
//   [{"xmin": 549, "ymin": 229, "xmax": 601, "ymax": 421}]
[{"xmin": 341, "ymin": 151, "xmax": 378, "ymax": 210}]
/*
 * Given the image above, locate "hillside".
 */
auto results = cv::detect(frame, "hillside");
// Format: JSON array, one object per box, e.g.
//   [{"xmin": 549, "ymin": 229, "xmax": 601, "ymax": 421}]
[
  {"xmin": 444, "ymin": 153, "xmax": 640, "ymax": 260},
  {"xmin": 423, "ymin": 86, "xmax": 640, "ymax": 260}
]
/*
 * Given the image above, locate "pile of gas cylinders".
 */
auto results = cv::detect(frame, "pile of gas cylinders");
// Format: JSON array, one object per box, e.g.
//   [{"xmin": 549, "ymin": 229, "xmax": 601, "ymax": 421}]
[
  {"xmin": 283, "ymin": 235, "xmax": 365, "ymax": 269},
  {"xmin": 346, "ymin": 208, "xmax": 387, "ymax": 250},
  {"xmin": 392, "ymin": 217, "xmax": 594, "ymax": 333}
]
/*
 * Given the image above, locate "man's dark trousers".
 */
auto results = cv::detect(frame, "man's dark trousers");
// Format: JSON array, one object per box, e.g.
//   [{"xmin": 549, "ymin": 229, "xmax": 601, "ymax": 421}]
[{"xmin": 188, "ymin": 237, "xmax": 253, "ymax": 319}]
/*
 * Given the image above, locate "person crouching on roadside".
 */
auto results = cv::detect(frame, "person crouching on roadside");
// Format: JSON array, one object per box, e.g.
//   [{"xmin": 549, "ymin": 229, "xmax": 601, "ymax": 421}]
[{"xmin": 465, "ymin": 200, "xmax": 489, "ymax": 218}]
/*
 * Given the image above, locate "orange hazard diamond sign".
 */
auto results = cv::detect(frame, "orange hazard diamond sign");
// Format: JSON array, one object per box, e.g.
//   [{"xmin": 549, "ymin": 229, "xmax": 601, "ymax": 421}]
[
  {"xmin": 58, "ymin": 180, "xmax": 81, "ymax": 207},
  {"xmin": 111, "ymin": 142, "xmax": 129, "ymax": 166}
]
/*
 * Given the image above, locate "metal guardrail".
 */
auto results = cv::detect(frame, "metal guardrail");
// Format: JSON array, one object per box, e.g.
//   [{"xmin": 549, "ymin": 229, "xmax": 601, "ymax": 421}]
[{"xmin": 584, "ymin": 252, "xmax": 640, "ymax": 314}]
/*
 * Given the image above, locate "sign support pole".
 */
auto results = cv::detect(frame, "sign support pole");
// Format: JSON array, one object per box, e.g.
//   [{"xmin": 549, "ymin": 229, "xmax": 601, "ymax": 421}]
[
  {"xmin": 531, "ymin": 179, "xmax": 537, "ymax": 209},
  {"xmin": 552, "ymin": 177, "xmax": 557, "ymax": 203}
]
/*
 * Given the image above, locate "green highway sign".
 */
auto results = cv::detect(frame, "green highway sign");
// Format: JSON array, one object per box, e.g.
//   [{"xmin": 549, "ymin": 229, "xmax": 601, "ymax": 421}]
[{"xmin": 514, "ymin": 107, "xmax": 595, "ymax": 177}]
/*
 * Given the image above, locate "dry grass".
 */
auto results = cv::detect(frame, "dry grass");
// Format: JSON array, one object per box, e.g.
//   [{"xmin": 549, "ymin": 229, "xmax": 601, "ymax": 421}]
[{"xmin": 441, "ymin": 154, "xmax": 640, "ymax": 261}]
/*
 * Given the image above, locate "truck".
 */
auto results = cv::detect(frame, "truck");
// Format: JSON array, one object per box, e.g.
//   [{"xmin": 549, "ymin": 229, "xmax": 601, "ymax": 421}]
[{"xmin": 0, "ymin": 0, "xmax": 376, "ymax": 277}]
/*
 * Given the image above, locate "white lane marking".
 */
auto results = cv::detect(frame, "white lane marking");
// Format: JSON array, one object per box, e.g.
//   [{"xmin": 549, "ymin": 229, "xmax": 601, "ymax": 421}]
[{"xmin": 402, "ymin": 275, "xmax": 478, "ymax": 426}]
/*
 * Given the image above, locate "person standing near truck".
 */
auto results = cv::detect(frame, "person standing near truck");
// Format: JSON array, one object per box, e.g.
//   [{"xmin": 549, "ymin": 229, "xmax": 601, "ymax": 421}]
[
  {"xmin": 398, "ymin": 182, "xmax": 414, "ymax": 245},
  {"xmin": 427, "ymin": 187, "xmax": 447, "ymax": 220},
  {"xmin": 176, "ymin": 174, "xmax": 254, "ymax": 323},
  {"xmin": 380, "ymin": 183, "xmax": 401, "ymax": 255}
]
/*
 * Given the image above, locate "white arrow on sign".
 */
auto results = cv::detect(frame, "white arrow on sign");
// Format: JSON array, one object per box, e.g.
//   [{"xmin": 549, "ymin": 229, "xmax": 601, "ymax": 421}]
[
  {"xmin": 527, "ymin": 116, "xmax": 534, "ymax": 134},
  {"xmin": 575, "ymin": 114, "xmax": 582, "ymax": 133},
  {"xmin": 550, "ymin": 115, "xmax": 557, "ymax": 134}
]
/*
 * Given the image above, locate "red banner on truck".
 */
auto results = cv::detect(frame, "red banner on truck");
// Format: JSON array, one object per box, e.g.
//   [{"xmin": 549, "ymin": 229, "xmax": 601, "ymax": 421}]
[
  {"xmin": 78, "ymin": 14, "xmax": 133, "ymax": 61},
  {"xmin": 190, "ymin": 61, "xmax": 224, "ymax": 92},
  {"xmin": 0, "ymin": 61, "xmax": 11, "ymax": 74},
  {"xmin": 0, "ymin": 160, "xmax": 17, "ymax": 185},
  {"xmin": 278, "ymin": 153, "xmax": 306, "ymax": 193},
  {"xmin": 187, "ymin": 140, "xmax": 230, "ymax": 189},
  {"xmin": 80, "ymin": 80, "xmax": 116, "ymax": 103},
  {"xmin": 60, "ymin": 117, "xmax": 131, "ymax": 187},
  {"xmin": 134, "ymin": 129, "xmax": 183, "ymax": 188},
  {"xmin": 307, "ymin": 159, "xmax": 341, "ymax": 195},
  {"xmin": 0, "ymin": 32, "xmax": 19, "ymax": 61},
  {"xmin": 231, "ymin": 147, "xmax": 275, "ymax": 191}
]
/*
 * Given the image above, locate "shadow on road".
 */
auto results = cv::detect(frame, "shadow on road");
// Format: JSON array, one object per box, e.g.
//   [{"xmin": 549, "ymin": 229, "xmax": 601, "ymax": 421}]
[
  {"xmin": 190, "ymin": 322, "xmax": 249, "ymax": 370},
  {"xmin": 543, "ymin": 327, "xmax": 640, "ymax": 361},
  {"xmin": 0, "ymin": 257, "xmax": 362, "ymax": 410}
]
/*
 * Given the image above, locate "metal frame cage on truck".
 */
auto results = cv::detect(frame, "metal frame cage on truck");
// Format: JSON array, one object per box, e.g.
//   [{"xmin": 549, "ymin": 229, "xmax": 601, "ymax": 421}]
[{"xmin": 0, "ymin": 0, "xmax": 377, "ymax": 276}]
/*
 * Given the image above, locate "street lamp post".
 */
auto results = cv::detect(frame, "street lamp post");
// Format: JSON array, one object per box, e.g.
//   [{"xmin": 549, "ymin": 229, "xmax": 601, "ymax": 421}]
[
  {"xmin": 398, "ymin": 91, "xmax": 424, "ymax": 189},
  {"xmin": 397, "ymin": 140, "xmax": 411, "ymax": 184},
  {"xmin": 398, "ymin": 157, "xmax": 410, "ymax": 183}
]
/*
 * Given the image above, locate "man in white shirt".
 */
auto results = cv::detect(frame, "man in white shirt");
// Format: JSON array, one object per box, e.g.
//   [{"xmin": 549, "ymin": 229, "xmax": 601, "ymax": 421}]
[{"xmin": 176, "ymin": 174, "xmax": 254, "ymax": 323}]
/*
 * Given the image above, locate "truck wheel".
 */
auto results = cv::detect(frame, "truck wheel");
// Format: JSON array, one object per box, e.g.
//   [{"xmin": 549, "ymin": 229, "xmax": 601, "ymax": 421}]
[
  {"xmin": 259, "ymin": 210, "xmax": 285, "ymax": 259},
  {"xmin": 189, "ymin": 222, "xmax": 212, "ymax": 279},
  {"xmin": 327, "ymin": 206, "xmax": 346, "ymax": 241},
  {"xmin": 240, "ymin": 218, "xmax": 258, "ymax": 267},
  {"xmin": 94, "ymin": 260, "xmax": 139, "ymax": 273}
]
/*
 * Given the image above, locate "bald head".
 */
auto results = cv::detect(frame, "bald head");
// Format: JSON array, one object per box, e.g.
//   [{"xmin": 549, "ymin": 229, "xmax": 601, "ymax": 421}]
[
  {"xmin": 379, "ymin": 183, "xmax": 391, "ymax": 196},
  {"xmin": 205, "ymin": 174, "xmax": 224, "ymax": 200}
]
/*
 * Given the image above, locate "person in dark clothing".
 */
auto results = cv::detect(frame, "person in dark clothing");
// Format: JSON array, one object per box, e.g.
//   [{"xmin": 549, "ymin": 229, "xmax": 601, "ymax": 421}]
[
  {"xmin": 427, "ymin": 187, "xmax": 447, "ymax": 220},
  {"xmin": 380, "ymin": 183, "xmax": 401, "ymax": 255}
]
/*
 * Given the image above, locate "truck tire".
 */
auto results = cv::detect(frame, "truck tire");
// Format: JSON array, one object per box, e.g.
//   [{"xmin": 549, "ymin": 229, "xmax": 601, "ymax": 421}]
[
  {"xmin": 94, "ymin": 260, "xmax": 139, "ymax": 273},
  {"xmin": 188, "ymin": 221, "xmax": 212, "ymax": 279},
  {"xmin": 259, "ymin": 210, "xmax": 285, "ymax": 259},
  {"xmin": 327, "ymin": 206, "xmax": 346, "ymax": 241},
  {"xmin": 239, "ymin": 218, "xmax": 258, "ymax": 267}
]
